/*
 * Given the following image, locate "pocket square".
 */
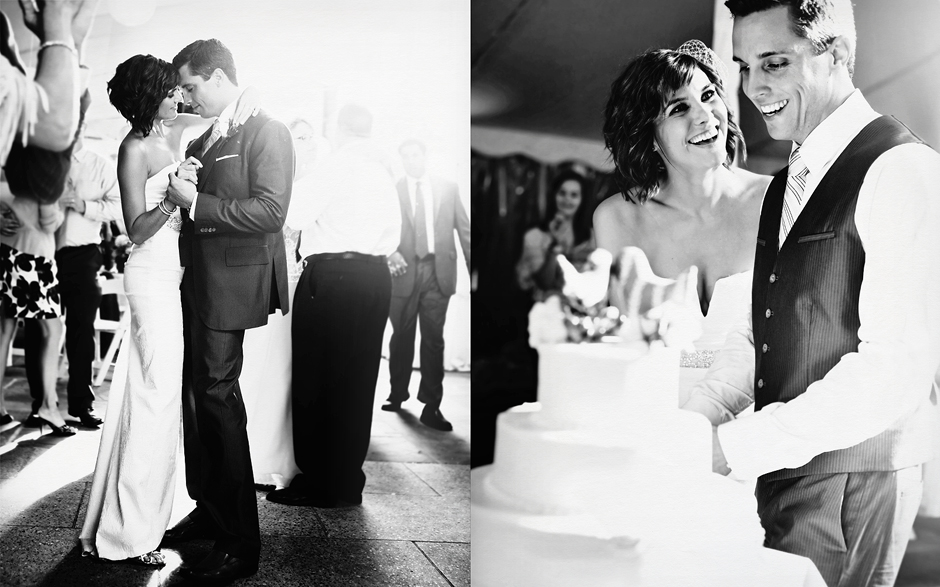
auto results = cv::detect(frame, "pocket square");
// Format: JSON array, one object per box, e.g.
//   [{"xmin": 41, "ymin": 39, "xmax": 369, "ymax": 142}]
[{"xmin": 216, "ymin": 154, "xmax": 239, "ymax": 161}]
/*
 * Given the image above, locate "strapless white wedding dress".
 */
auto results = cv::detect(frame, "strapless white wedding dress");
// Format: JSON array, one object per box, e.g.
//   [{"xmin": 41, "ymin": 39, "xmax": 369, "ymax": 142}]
[
  {"xmin": 678, "ymin": 271, "xmax": 752, "ymax": 407},
  {"xmin": 80, "ymin": 162, "xmax": 185, "ymax": 560}
]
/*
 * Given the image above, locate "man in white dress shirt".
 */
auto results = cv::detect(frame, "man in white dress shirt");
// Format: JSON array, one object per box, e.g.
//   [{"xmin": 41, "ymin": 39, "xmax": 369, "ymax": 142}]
[
  {"xmin": 267, "ymin": 103, "xmax": 401, "ymax": 509},
  {"xmin": 683, "ymin": 1, "xmax": 940, "ymax": 585}
]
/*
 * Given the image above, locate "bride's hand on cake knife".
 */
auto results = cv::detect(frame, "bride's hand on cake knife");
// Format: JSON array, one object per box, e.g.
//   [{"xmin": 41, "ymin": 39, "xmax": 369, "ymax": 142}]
[{"xmin": 711, "ymin": 426, "xmax": 731, "ymax": 476}]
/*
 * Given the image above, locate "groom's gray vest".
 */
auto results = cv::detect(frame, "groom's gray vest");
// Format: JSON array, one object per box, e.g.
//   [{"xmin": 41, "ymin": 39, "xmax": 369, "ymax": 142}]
[{"xmin": 752, "ymin": 116, "xmax": 938, "ymax": 481}]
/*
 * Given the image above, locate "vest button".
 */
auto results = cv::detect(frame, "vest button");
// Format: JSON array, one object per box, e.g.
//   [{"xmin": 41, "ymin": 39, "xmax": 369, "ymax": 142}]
[
  {"xmin": 765, "ymin": 308, "xmax": 773, "ymax": 318},
  {"xmin": 757, "ymin": 378, "xmax": 764, "ymax": 388},
  {"xmin": 769, "ymin": 273, "xmax": 777, "ymax": 283},
  {"xmin": 762, "ymin": 343, "xmax": 769, "ymax": 353}
]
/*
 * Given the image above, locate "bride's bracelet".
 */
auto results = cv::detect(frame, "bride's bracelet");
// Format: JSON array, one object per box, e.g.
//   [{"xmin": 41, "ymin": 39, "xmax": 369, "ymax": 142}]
[{"xmin": 158, "ymin": 198, "xmax": 176, "ymax": 216}]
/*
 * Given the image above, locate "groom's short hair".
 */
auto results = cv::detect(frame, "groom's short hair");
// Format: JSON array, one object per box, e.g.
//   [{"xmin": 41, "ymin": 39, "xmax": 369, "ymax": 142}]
[
  {"xmin": 173, "ymin": 38, "xmax": 239, "ymax": 85},
  {"xmin": 724, "ymin": 0, "xmax": 856, "ymax": 76}
]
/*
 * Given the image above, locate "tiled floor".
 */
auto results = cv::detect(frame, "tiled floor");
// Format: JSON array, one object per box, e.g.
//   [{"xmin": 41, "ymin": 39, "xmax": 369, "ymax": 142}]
[{"xmin": 0, "ymin": 358, "xmax": 469, "ymax": 587}]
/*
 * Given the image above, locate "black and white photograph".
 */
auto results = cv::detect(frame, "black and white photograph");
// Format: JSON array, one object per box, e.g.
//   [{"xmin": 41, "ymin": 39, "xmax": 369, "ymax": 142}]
[
  {"xmin": 0, "ymin": 0, "xmax": 469, "ymax": 585},
  {"xmin": 471, "ymin": 0, "xmax": 940, "ymax": 586},
  {"xmin": 3, "ymin": 0, "xmax": 940, "ymax": 586}
]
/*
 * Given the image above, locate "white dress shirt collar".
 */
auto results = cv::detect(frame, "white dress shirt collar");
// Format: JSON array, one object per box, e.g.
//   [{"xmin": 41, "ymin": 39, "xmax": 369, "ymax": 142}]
[
  {"xmin": 214, "ymin": 89, "xmax": 244, "ymax": 133},
  {"xmin": 794, "ymin": 89, "xmax": 879, "ymax": 178},
  {"xmin": 407, "ymin": 173, "xmax": 430, "ymax": 190}
]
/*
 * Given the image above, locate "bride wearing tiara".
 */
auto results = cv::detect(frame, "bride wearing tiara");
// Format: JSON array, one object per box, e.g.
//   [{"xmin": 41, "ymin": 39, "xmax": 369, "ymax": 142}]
[{"xmin": 593, "ymin": 40, "xmax": 771, "ymax": 404}]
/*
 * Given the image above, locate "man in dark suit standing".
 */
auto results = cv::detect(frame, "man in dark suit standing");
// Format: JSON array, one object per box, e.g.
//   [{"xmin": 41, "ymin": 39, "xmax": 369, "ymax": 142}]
[
  {"xmin": 383, "ymin": 140, "xmax": 470, "ymax": 432},
  {"xmin": 162, "ymin": 38, "xmax": 294, "ymax": 584}
]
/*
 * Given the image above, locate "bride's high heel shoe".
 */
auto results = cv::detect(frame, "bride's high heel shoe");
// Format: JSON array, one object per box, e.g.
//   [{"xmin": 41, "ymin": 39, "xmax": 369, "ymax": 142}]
[
  {"xmin": 37, "ymin": 417, "xmax": 77, "ymax": 437},
  {"xmin": 128, "ymin": 551, "xmax": 165, "ymax": 567}
]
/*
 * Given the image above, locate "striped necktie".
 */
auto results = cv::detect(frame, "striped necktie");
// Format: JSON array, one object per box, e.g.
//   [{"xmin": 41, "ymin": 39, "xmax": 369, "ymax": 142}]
[
  {"xmin": 201, "ymin": 119, "xmax": 225, "ymax": 156},
  {"xmin": 779, "ymin": 147, "xmax": 809, "ymax": 247}
]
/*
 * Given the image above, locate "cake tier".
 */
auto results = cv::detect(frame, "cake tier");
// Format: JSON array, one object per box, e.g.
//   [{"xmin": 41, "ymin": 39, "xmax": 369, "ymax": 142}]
[
  {"xmin": 488, "ymin": 405, "xmax": 712, "ymax": 513},
  {"xmin": 472, "ymin": 466, "xmax": 769, "ymax": 587},
  {"xmin": 536, "ymin": 342, "xmax": 680, "ymax": 429}
]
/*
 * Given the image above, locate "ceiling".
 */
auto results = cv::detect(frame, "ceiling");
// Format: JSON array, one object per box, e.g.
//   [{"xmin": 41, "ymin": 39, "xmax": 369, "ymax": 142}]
[
  {"xmin": 472, "ymin": 0, "xmax": 714, "ymax": 142},
  {"xmin": 471, "ymin": 0, "xmax": 940, "ymax": 172}
]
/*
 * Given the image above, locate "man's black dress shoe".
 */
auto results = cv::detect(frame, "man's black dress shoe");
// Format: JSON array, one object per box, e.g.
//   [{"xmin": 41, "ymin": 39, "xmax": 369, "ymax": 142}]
[
  {"xmin": 380, "ymin": 401, "xmax": 402, "ymax": 412},
  {"xmin": 182, "ymin": 549, "xmax": 257, "ymax": 583},
  {"xmin": 420, "ymin": 407, "xmax": 453, "ymax": 432},
  {"xmin": 22, "ymin": 413, "xmax": 43, "ymax": 428},
  {"xmin": 161, "ymin": 512, "xmax": 216, "ymax": 544},
  {"xmin": 267, "ymin": 487, "xmax": 361, "ymax": 508},
  {"xmin": 69, "ymin": 408, "xmax": 103, "ymax": 428}
]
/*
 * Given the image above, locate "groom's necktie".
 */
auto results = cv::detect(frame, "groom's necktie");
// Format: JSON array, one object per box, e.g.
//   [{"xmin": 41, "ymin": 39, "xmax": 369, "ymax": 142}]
[
  {"xmin": 414, "ymin": 181, "xmax": 430, "ymax": 259},
  {"xmin": 201, "ymin": 119, "xmax": 225, "ymax": 157},
  {"xmin": 779, "ymin": 147, "xmax": 809, "ymax": 248}
]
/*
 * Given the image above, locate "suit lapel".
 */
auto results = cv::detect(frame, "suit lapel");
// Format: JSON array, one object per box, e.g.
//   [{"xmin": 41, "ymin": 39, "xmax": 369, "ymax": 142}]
[
  {"xmin": 431, "ymin": 177, "xmax": 443, "ymax": 227},
  {"xmin": 398, "ymin": 181, "xmax": 414, "ymax": 231},
  {"xmin": 197, "ymin": 132, "xmax": 239, "ymax": 190}
]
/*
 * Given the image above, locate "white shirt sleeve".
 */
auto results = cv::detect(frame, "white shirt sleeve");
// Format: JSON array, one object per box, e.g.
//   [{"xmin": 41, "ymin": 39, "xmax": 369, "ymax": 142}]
[
  {"xmin": 81, "ymin": 155, "xmax": 123, "ymax": 228},
  {"xmin": 717, "ymin": 143, "xmax": 940, "ymax": 480}
]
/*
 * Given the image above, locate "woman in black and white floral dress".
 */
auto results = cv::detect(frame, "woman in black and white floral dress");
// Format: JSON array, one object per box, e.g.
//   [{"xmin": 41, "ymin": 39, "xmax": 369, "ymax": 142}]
[{"xmin": 0, "ymin": 195, "xmax": 76, "ymax": 436}]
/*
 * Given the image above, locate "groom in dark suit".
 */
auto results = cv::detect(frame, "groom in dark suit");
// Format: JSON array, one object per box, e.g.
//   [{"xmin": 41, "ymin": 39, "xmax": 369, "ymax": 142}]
[
  {"xmin": 383, "ymin": 139, "xmax": 470, "ymax": 431},
  {"xmin": 162, "ymin": 38, "xmax": 294, "ymax": 583}
]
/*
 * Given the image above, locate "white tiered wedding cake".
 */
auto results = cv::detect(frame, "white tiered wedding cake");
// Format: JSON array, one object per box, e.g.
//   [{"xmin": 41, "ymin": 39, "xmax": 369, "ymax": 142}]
[{"xmin": 470, "ymin": 248, "xmax": 774, "ymax": 586}]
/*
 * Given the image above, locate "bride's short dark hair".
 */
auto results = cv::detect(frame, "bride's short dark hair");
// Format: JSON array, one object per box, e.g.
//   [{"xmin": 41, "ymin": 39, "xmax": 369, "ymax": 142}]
[
  {"xmin": 603, "ymin": 50, "xmax": 743, "ymax": 204},
  {"xmin": 107, "ymin": 54, "xmax": 180, "ymax": 137}
]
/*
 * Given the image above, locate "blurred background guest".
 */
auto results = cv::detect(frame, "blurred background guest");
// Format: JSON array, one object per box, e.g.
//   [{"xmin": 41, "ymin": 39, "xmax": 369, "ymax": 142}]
[
  {"xmin": 515, "ymin": 169, "xmax": 593, "ymax": 296},
  {"xmin": 382, "ymin": 139, "xmax": 470, "ymax": 432},
  {"xmin": 21, "ymin": 115, "xmax": 123, "ymax": 430},
  {"xmin": 268, "ymin": 103, "xmax": 400, "ymax": 509},
  {"xmin": 0, "ymin": 194, "xmax": 73, "ymax": 436},
  {"xmin": 1, "ymin": 0, "xmax": 96, "ymax": 200}
]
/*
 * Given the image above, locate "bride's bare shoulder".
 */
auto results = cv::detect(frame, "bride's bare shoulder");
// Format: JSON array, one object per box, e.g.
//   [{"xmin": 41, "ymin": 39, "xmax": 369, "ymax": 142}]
[
  {"xmin": 730, "ymin": 167, "xmax": 773, "ymax": 203},
  {"xmin": 593, "ymin": 192, "xmax": 641, "ymax": 250},
  {"xmin": 594, "ymin": 191, "xmax": 639, "ymax": 223}
]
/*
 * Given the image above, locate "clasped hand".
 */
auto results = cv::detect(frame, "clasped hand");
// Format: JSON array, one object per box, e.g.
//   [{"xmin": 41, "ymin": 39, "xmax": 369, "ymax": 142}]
[
  {"xmin": 387, "ymin": 251, "xmax": 408, "ymax": 277},
  {"xmin": 166, "ymin": 157, "xmax": 202, "ymax": 208}
]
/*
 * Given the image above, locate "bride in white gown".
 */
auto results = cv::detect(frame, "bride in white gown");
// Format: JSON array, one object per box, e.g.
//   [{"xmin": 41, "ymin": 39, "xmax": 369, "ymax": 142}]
[
  {"xmin": 593, "ymin": 41, "xmax": 770, "ymax": 403},
  {"xmin": 79, "ymin": 54, "xmax": 257, "ymax": 565}
]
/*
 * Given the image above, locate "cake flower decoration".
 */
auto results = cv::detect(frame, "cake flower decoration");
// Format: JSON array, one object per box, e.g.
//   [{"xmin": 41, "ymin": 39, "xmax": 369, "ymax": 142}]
[{"xmin": 527, "ymin": 246, "xmax": 701, "ymax": 349}]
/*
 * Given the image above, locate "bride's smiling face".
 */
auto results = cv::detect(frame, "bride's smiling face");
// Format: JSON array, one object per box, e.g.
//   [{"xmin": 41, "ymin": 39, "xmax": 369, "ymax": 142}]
[
  {"xmin": 654, "ymin": 67, "xmax": 728, "ymax": 173},
  {"xmin": 157, "ymin": 86, "xmax": 183, "ymax": 123}
]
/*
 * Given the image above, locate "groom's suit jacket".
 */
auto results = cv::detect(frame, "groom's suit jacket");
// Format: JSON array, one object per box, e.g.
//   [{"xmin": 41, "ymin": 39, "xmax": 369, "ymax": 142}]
[
  {"xmin": 391, "ymin": 176, "xmax": 471, "ymax": 298},
  {"xmin": 180, "ymin": 109, "xmax": 294, "ymax": 331}
]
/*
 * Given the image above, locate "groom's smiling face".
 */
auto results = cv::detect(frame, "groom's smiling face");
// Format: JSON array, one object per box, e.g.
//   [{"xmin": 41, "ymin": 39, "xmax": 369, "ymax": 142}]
[{"xmin": 178, "ymin": 63, "xmax": 222, "ymax": 119}]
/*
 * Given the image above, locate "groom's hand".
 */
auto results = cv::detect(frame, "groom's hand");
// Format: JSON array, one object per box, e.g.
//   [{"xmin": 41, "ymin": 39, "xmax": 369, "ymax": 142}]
[
  {"xmin": 175, "ymin": 157, "xmax": 202, "ymax": 185},
  {"xmin": 167, "ymin": 173, "xmax": 196, "ymax": 209}
]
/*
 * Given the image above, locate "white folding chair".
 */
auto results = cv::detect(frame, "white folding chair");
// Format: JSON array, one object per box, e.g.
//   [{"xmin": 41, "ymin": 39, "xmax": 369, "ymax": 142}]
[{"xmin": 93, "ymin": 274, "xmax": 130, "ymax": 387}]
